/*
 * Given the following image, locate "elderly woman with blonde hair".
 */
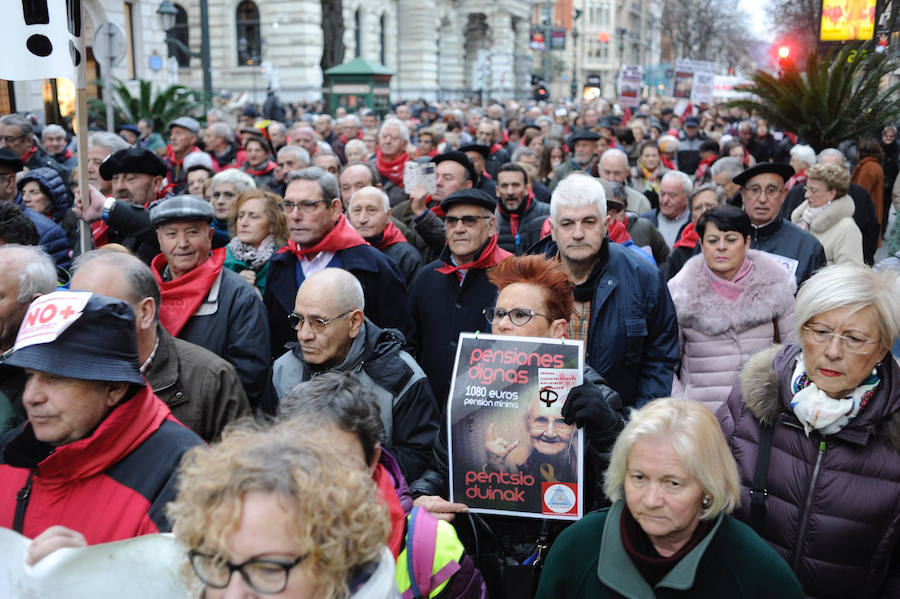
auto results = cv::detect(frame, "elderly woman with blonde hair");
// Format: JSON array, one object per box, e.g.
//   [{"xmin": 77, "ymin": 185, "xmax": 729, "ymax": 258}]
[
  {"xmin": 791, "ymin": 162, "xmax": 864, "ymax": 265},
  {"xmin": 718, "ymin": 264, "xmax": 900, "ymax": 598},
  {"xmin": 167, "ymin": 421, "xmax": 396, "ymax": 599},
  {"xmin": 536, "ymin": 398, "xmax": 804, "ymax": 598}
]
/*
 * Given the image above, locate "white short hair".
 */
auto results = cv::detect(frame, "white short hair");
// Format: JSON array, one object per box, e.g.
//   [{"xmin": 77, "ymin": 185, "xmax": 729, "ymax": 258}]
[
  {"xmin": 795, "ymin": 264, "xmax": 900, "ymax": 349},
  {"xmin": 88, "ymin": 131, "xmax": 128, "ymax": 154},
  {"xmin": 209, "ymin": 168, "xmax": 256, "ymax": 193},
  {"xmin": 42, "ymin": 124, "xmax": 67, "ymax": 140},
  {"xmin": 599, "ymin": 148, "xmax": 628, "ymax": 168},
  {"xmin": 550, "ymin": 173, "xmax": 607, "ymax": 221},
  {"xmin": 277, "ymin": 145, "xmax": 311, "ymax": 166},
  {"xmin": 379, "ymin": 118, "xmax": 410, "ymax": 142},
  {"xmin": 301, "ymin": 267, "xmax": 365, "ymax": 313},
  {"xmin": 662, "ymin": 170, "xmax": 693, "ymax": 197},
  {"xmin": 817, "ymin": 148, "xmax": 849, "ymax": 169},
  {"xmin": 348, "ymin": 186, "xmax": 390, "ymax": 213},
  {"xmin": 790, "ymin": 144, "xmax": 816, "ymax": 169},
  {"xmin": 0, "ymin": 244, "xmax": 57, "ymax": 302}
]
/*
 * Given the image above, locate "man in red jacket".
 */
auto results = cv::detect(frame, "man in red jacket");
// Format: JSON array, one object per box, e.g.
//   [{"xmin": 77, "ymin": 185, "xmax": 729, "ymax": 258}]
[{"xmin": 0, "ymin": 291, "xmax": 202, "ymax": 564}]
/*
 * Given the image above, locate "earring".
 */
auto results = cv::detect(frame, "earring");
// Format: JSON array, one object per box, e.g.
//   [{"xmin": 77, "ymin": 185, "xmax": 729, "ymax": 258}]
[{"xmin": 702, "ymin": 495, "xmax": 711, "ymax": 508}]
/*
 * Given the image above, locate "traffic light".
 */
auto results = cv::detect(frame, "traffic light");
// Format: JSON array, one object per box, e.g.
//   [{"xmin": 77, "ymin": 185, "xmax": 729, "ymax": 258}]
[
  {"xmin": 533, "ymin": 84, "xmax": 549, "ymax": 101},
  {"xmin": 773, "ymin": 40, "xmax": 795, "ymax": 70}
]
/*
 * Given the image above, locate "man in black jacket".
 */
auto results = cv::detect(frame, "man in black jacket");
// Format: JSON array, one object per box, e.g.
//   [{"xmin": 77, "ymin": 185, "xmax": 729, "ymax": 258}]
[
  {"xmin": 271, "ymin": 267, "xmax": 438, "ymax": 481},
  {"xmin": 495, "ymin": 163, "xmax": 550, "ymax": 254}
]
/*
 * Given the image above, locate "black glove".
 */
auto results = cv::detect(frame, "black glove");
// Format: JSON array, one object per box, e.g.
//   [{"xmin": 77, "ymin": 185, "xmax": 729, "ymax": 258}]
[{"xmin": 561, "ymin": 381, "xmax": 623, "ymax": 446}]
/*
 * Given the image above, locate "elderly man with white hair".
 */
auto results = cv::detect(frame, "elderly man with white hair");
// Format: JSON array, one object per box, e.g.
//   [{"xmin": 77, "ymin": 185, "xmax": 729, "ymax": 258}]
[
  {"xmin": 40, "ymin": 124, "xmax": 76, "ymax": 169},
  {"xmin": 640, "ymin": 170, "xmax": 693, "ymax": 247},
  {"xmin": 369, "ymin": 118, "xmax": 411, "ymax": 206},
  {"xmin": 787, "ymin": 144, "xmax": 816, "ymax": 189},
  {"xmin": 347, "ymin": 186, "xmax": 423, "ymax": 284},
  {"xmin": 529, "ymin": 173, "xmax": 679, "ymax": 408},
  {"xmin": 331, "ymin": 114, "xmax": 362, "ymax": 163},
  {"xmin": 777, "ymin": 147, "xmax": 881, "ymax": 265},
  {"xmin": 598, "ymin": 148, "xmax": 652, "ymax": 213}
]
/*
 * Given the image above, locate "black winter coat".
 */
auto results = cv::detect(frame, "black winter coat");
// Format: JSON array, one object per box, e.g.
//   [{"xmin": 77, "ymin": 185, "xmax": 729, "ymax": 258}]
[{"xmin": 496, "ymin": 198, "xmax": 549, "ymax": 255}]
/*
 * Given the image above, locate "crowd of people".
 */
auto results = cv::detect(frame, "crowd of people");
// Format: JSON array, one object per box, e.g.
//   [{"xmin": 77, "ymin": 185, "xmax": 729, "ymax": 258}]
[{"xmin": 0, "ymin": 96, "xmax": 899, "ymax": 598}]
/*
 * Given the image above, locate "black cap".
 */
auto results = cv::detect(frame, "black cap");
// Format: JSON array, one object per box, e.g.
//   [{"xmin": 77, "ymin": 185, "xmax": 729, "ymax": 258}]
[
  {"xmin": 522, "ymin": 122, "xmax": 541, "ymax": 135},
  {"xmin": 568, "ymin": 129, "xmax": 601, "ymax": 145},
  {"xmin": 440, "ymin": 188, "xmax": 497, "ymax": 213},
  {"xmin": 99, "ymin": 147, "xmax": 167, "ymax": 180},
  {"xmin": 6, "ymin": 291, "xmax": 144, "ymax": 385},
  {"xmin": 457, "ymin": 144, "xmax": 490, "ymax": 158},
  {"xmin": 732, "ymin": 162, "xmax": 795, "ymax": 187},
  {"xmin": 434, "ymin": 151, "xmax": 479, "ymax": 184},
  {"xmin": 0, "ymin": 148, "xmax": 24, "ymax": 172}
]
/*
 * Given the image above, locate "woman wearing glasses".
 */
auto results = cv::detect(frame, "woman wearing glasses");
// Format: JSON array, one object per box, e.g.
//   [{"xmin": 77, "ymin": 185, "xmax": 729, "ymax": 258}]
[
  {"xmin": 168, "ymin": 420, "xmax": 396, "ymax": 599},
  {"xmin": 790, "ymin": 163, "xmax": 864, "ymax": 265},
  {"xmin": 717, "ymin": 264, "xmax": 900, "ymax": 599}
]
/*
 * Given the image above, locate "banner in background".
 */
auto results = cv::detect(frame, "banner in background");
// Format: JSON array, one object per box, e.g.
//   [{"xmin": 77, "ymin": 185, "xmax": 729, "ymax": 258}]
[{"xmin": 0, "ymin": 1, "xmax": 85, "ymax": 86}]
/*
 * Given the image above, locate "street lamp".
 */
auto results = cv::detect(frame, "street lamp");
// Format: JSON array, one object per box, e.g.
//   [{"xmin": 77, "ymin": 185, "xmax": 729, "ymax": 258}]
[{"xmin": 157, "ymin": 0, "xmax": 212, "ymax": 114}]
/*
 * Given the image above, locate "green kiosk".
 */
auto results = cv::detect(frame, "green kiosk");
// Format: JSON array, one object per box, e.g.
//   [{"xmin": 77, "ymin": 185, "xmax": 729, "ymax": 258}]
[{"xmin": 324, "ymin": 57, "xmax": 393, "ymax": 117}]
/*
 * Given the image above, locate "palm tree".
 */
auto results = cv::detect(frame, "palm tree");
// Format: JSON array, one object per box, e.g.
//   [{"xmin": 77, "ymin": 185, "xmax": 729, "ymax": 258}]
[
  {"xmin": 727, "ymin": 44, "xmax": 900, "ymax": 152},
  {"xmin": 88, "ymin": 80, "xmax": 203, "ymax": 131}
]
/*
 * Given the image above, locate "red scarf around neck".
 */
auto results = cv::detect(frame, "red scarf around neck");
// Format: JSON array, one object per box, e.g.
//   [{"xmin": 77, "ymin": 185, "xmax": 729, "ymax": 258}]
[
  {"xmin": 244, "ymin": 159, "xmax": 276, "ymax": 177},
  {"xmin": 151, "ymin": 248, "xmax": 226, "ymax": 337},
  {"xmin": 277, "ymin": 214, "xmax": 367, "ymax": 258},
  {"xmin": 435, "ymin": 233, "xmax": 512, "ymax": 279},
  {"xmin": 374, "ymin": 220, "xmax": 408, "ymax": 250},
  {"xmin": 607, "ymin": 218, "xmax": 632, "ymax": 244},
  {"xmin": 375, "ymin": 148, "xmax": 409, "ymax": 187},
  {"xmin": 673, "ymin": 221, "xmax": 699, "ymax": 250},
  {"xmin": 499, "ymin": 192, "xmax": 534, "ymax": 238},
  {"xmin": 20, "ymin": 146, "xmax": 37, "ymax": 164},
  {"xmin": 489, "ymin": 143, "xmax": 504, "ymax": 155}
]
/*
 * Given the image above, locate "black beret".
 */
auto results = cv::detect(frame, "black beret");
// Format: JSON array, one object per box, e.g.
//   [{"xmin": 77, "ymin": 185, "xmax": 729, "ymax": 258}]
[
  {"xmin": 0, "ymin": 148, "xmax": 24, "ymax": 172},
  {"xmin": 568, "ymin": 129, "xmax": 602, "ymax": 145},
  {"xmin": 732, "ymin": 162, "xmax": 795, "ymax": 187},
  {"xmin": 457, "ymin": 144, "xmax": 490, "ymax": 158},
  {"xmin": 434, "ymin": 151, "xmax": 479, "ymax": 184},
  {"xmin": 440, "ymin": 188, "xmax": 497, "ymax": 213},
  {"xmin": 99, "ymin": 147, "xmax": 167, "ymax": 180}
]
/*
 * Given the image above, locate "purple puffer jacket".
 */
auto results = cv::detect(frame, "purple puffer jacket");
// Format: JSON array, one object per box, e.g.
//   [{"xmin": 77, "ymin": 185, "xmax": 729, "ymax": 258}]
[{"xmin": 717, "ymin": 344, "xmax": 900, "ymax": 599}]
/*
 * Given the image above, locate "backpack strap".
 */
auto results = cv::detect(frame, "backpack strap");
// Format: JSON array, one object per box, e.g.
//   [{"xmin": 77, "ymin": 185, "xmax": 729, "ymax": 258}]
[{"xmin": 750, "ymin": 425, "xmax": 775, "ymax": 534}]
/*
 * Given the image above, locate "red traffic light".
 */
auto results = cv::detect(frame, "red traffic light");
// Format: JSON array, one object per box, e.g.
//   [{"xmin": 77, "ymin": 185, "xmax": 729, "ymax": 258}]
[{"xmin": 777, "ymin": 46, "xmax": 790, "ymax": 59}]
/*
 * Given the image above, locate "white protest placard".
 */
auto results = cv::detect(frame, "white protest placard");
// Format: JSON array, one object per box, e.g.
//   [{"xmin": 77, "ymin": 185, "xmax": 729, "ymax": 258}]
[
  {"xmin": 617, "ymin": 65, "xmax": 643, "ymax": 109},
  {"xmin": 0, "ymin": 1, "xmax": 85, "ymax": 86},
  {"xmin": 674, "ymin": 59, "xmax": 716, "ymax": 104},
  {"xmin": 447, "ymin": 332, "xmax": 585, "ymax": 520},
  {"xmin": 0, "ymin": 529, "xmax": 189, "ymax": 598}
]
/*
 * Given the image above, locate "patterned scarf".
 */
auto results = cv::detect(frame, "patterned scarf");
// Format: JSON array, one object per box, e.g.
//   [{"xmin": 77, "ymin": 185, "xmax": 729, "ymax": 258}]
[
  {"xmin": 790, "ymin": 354, "xmax": 880, "ymax": 436},
  {"xmin": 227, "ymin": 235, "xmax": 276, "ymax": 271}
]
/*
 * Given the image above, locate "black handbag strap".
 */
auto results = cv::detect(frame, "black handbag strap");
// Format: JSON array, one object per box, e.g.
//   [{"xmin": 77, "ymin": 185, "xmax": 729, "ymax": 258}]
[
  {"xmin": 750, "ymin": 425, "xmax": 775, "ymax": 534},
  {"xmin": 773, "ymin": 317, "xmax": 781, "ymax": 344}
]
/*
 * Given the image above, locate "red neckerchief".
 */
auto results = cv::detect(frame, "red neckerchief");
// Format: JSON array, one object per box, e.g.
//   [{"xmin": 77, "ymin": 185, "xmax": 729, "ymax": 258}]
[
  {"xmin": 489, "ymin": 143, "xmax": 504, "ymax": 155},
  {"xmin": 339, "ymin": 130, "xmax": 363, "ymax": 144},
  {"xmin": 276, "ymin": 214, "xmax": 367, "ymax": 258},
  {"xmin": 62, "ymin": 148, "xmax": 74, "ymax": 160},
  {"xmin": 20, "ymin": 146, "xmax": 37, "ymax": 164},
  {"xmin": 244, "ymin": 159, "xmax": 277, "ymax": 176},
  {"xmin": 435, "ymin": 233, "xmax": 512, "ymax": 280},
  {"xmin": 786, "ymin": 171, "xmax": 807, "ymax": 190},
  {"xmin": 693, "ymin": 154, "xmax": 717, "ymax": 182},
  {"xmin": 165, "ymin": 144, "xmax": 199, "ymax": 169},
  {"xmin": 151, "ymin": 248, "xmax": 226, "ymax": 337},
  {"xmin": 421, "ymin": 195, "xmax": 446, "ymax": 218},
  {"xmin": 374, "ymin": 220, "xmax": 408, "ymax": 250},
  {"xmin": 373, "ymin": 463, "xmax": 406, "ymax": 558},
  {"xmin": 608, "ymin": 218, "xmax": 632, "ymax": 244},
  {"xmin": 661, "ymin": 156, "xmax": 676, "ymax": 170},
  {"xmin": 622, "ymin": 106, "xmax": 632, "ymax": 124},
  {"xmin": 498, "ymin": 192, "xmax": 534, "ymax": 238},
  {"xmin": 375, "ymin": 148, "xmax": 409, "ymax": 187},
  {"xmin": 91, "ymin": 220, "xmax": 108, "ymax": 246},
  {"xmin": 673, "ymin": 221, "xmax": 699, "ymax": 250},
  {"xmin": 415, "ymin": 148, "xmax": 439, "ymax": 158}
]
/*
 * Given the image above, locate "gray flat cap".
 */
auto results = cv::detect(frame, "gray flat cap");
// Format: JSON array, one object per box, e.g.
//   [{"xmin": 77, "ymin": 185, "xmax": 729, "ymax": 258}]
[
  {"xmin": 149, "ymin": 195, "xmax": 215, "ymax": 227},
  {"xmin": 168, "ymin": 116, "xmax": 200, "ymax": 135}
]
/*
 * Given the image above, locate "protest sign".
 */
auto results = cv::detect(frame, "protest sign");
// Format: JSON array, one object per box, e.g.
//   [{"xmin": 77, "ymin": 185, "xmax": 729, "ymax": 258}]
[
  {"xmin": 0, "ymin": 1, "xmax": 85, "ymax": 87},
  {"xmin": 448, "ymin": 333, "xmax": 584, "ymax": 520},
  {"xmin": 617, "ymin": 65, "xmax": 643, "ymax": 108},
  {"xmin": 674, "ymin": 59, "xmax": 716, "ymax": 104}
]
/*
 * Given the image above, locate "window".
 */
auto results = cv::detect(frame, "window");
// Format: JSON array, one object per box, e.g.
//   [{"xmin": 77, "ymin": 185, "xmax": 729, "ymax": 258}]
[
  {"xmin": 166, "ymin": 3, "xmax": 189, "ymax": 68},
  {"xmin": 355, "ymin": 9, "xmax": 362, "ymax": 58},
  {"xmin": 236, "ymin": 1, "xmax": 261, "ymax": 66}
]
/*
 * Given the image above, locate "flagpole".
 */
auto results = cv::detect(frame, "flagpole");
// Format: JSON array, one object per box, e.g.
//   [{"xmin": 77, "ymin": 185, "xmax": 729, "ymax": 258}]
[{"xmin": 75, "ymin": 88, "xmax": 91, "ymax": 255}]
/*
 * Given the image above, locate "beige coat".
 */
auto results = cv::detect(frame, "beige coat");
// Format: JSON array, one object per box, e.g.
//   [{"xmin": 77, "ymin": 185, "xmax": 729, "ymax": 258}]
[{"xmin": 790, "ymin": 195, "xmax": 863, "ymax": 265}]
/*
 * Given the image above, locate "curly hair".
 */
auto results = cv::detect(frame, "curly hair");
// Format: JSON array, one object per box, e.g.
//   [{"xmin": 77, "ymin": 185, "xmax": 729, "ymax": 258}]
[
  {"xmin": 227, "ymin": 188, "xmax": 289, "ymax": 245},
  {"xmin": 167, "ymin": 419, "xmax": 390, "ymax": 599},
  {"xmin": 806, "ymin": 163, "xmax": 850, "ymax": 197},
  {"xmin": 488, "ymin": 255, "xmax": 574, "ymax": 321}
]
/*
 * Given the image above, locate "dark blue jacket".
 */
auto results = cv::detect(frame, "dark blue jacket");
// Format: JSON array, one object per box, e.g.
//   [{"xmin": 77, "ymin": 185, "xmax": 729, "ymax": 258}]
[
  {"xmin": 263, "ymin": 244, "xmax": 416, "ymax": 358},
  {"xmin": 408, "ymin": 247, "xmax": 501, "ymax": 407},
  {"xmin": 20, "ymin": 202, "xmax": 71, "ymax": 268},
  {"xmin": 530, "ymin": 237, "xmax": 679, "ymax": 408}
]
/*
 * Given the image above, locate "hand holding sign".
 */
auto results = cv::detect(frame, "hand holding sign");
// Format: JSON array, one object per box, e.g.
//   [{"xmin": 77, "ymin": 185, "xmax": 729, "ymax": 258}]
[{"xmin": 484, "ymin": 422, "xmax": 520, "ymax": 471}]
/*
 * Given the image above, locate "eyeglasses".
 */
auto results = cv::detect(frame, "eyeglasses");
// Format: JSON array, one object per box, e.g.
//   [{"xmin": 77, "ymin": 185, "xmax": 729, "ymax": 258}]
[
  {"xmin": 743, "ymin": 184, "xmax": 783, "ymax": 198},
  {"xmin": 280, "ymin": 199, "xmax": 328, "ymax": 213},
  {"xmin": 445, "ymin": 215, "xmax": 491, "ymax": 228},
  {"xmin": 0, "ymin": 134, "xmax": 24, "ymax": 145},
  {"xmin": 484, "ymin": 307, "xmax": 552, "ymax": 327},
  {"xmin": 189, "ymin": 550, "xmax": 304, "ymax": 594},
  {"xmin": 288, "ymin": 309, "xmax": 353, "ymax": 332},
  {"xmin": 801, "ymin": 325, "xmax": 880, "ymax": 354}
]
